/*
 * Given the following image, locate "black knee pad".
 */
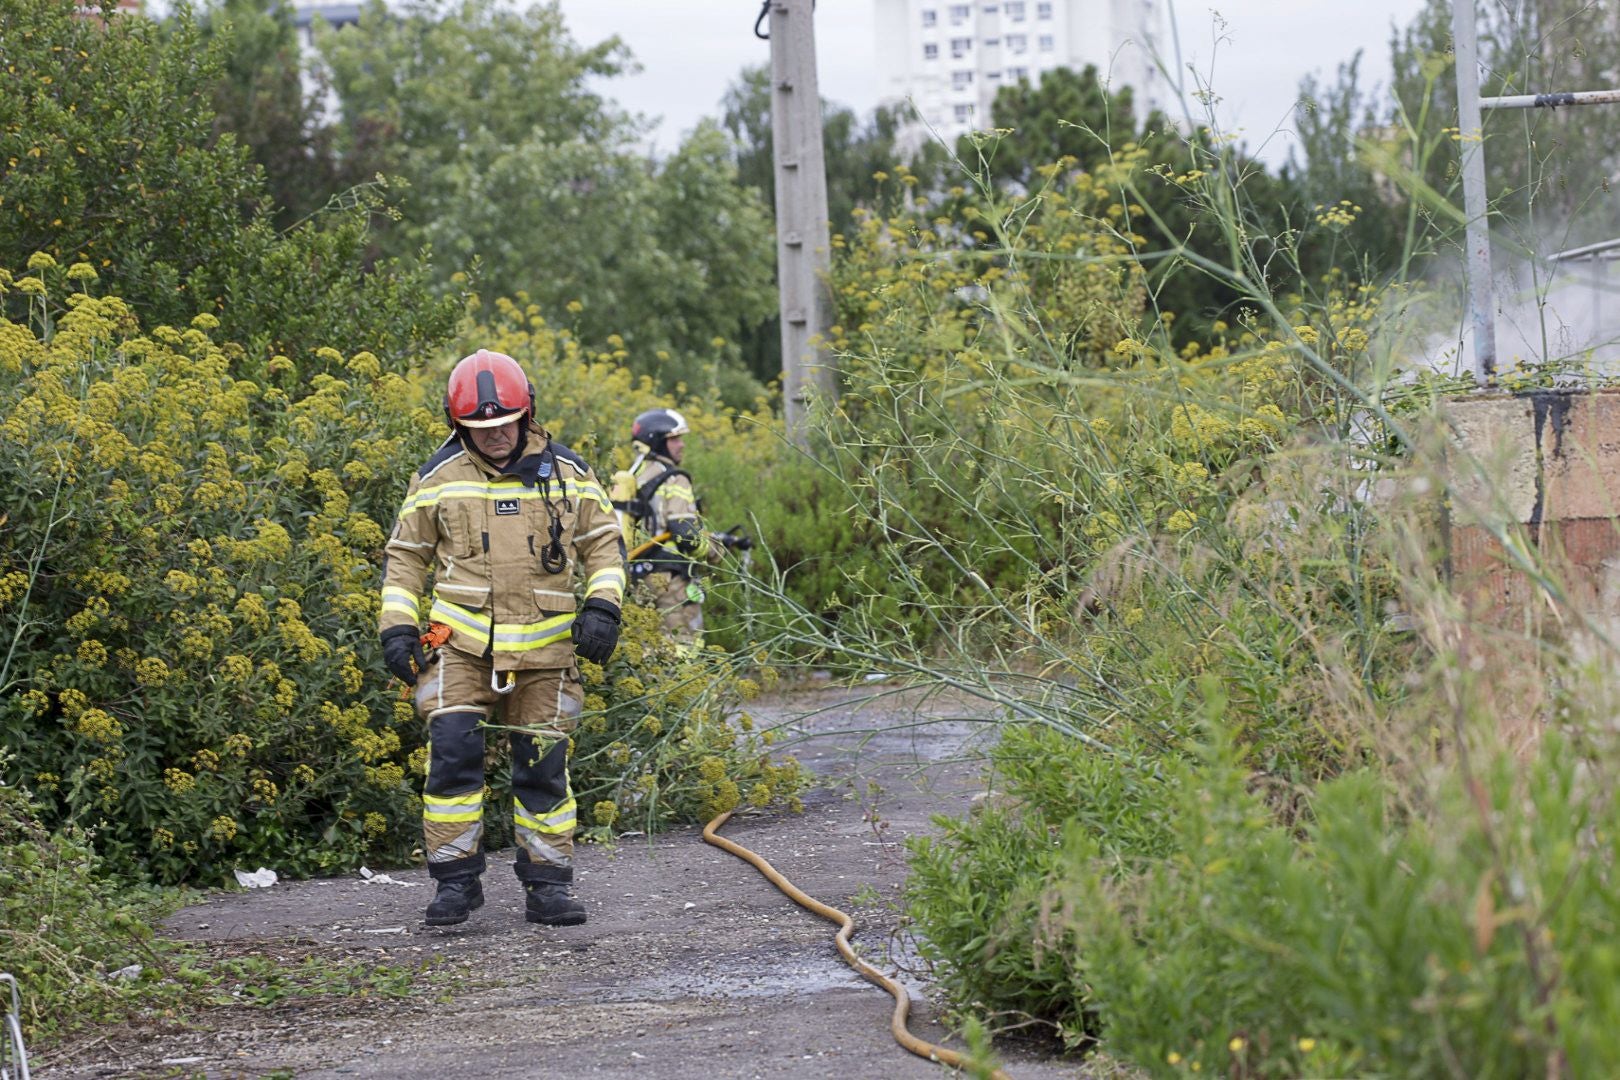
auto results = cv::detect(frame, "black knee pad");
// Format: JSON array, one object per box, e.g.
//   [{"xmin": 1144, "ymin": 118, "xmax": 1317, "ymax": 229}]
[
  {"xmin": 426, "ymin": 710, "xmax": 486, "ymax": 795},
  {"xmin": 510, "ymin": 731, "xmax": 569, "ymax": 809}
]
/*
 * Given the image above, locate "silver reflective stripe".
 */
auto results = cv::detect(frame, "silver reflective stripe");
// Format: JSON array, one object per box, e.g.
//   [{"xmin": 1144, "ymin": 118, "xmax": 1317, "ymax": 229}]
[{"xmin": 427, "ymin": 823, "xmax": 483, "ymax": 863}]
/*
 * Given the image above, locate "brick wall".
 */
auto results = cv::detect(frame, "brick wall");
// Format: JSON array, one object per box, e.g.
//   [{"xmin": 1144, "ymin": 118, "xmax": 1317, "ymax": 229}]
[{"xmin": 1444, "ymin": 389, "xmax": 1620, "ymax": 630}]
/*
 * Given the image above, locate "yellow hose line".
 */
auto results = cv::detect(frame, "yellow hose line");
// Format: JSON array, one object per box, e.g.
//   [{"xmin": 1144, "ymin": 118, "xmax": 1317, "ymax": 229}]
[
  {"xmin": 625, "ymin": 531, "xmax": 672, "ymax": 562},
  {"xmin": 703, "ymin": 809, "xmax": 1011, "ymax": 1079}
]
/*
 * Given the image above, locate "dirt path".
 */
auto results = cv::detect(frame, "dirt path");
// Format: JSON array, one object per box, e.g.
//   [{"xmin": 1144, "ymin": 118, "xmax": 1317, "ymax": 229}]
[{"xmin": 46, "ymin": 684, "xmax": 1092, "ymax": 1079}]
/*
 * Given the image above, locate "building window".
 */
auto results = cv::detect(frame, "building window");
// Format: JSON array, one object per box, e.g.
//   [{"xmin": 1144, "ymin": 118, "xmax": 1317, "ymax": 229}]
[
  {"xmin": 949, "ymin": 3, "xmax": 970, "ymax": 22},
  {"xmin": 952, "ymin": 69, "xmax": 975, "ymax": 90},
  {"xmin": 922, "ymin": 8, "xmax": 938, "ymax": 27},
  {"xmin": 1005, "ymin": 1, "xmax": 1026, "ymax": 21},
  {"xmin": 950, "ymin": 36, "xmax": 972, "ymax": 58},
  {"xmin": 1037, "ymin": 1, "xmax": 1053, "ymax": 17},
  {"xmin": 1008, "ymin": 65, "xmax": 1030, "ymax": 81},
  {"xmin": 982, "ymin": 3, "xmax": 999, "ymax": 11},
  {"xmin": 924, "ymin": 42, "xmax": 939, "ymax": 59},
  {"xmin": 1038, "ymin": 33, "xmax": 1054, "ymax": 50},
  {"xmin": 984, "ymin": 36, "xmax": 1001, "ymax": 45},
  {"xmin": 1006, "ymin": 33, "xmax": 1027, "ymax": 53},
  {"xmin": 954, "ymin": 103, "xmax": 974, "ymax": 122}
]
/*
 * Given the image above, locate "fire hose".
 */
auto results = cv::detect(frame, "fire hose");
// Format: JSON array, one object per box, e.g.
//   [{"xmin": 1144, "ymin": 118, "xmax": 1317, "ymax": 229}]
[
  {"xmin": 703, "ymin": 809, "xmax": 1011, "ymax": 1079},
  {"xmin": 624, "ymin": 531, "xmax": 671, "ymax": 563}
]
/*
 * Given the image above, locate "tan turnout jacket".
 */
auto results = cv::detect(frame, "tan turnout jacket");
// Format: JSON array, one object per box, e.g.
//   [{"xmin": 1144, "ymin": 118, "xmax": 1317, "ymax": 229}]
[{"xmin": 380, "ymin": 423, "xmax": 626, "ymax": 672}]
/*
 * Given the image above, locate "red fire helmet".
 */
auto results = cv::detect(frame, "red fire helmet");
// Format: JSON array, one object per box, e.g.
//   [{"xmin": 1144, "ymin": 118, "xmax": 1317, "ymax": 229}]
[{"xmin": 444, "ymin": 350, "xmax": 534, "ymax": 429}]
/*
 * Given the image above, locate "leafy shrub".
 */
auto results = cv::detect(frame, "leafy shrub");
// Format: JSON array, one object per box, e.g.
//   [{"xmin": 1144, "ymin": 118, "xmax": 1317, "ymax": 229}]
[
  {"xmin": 571, "ymin": 603, "xmax": 807, "ymax": 834},
  {"xmin": 0, "ymin": 265, "xmax": 440, "ymax": 883},
  {"xmin": 1056, "ymin": 725, "xmax": 1620, "ymax": 1078},
  {"xmin": 905, "ymin": 725, "xmax": 1177, "ymax": 1043},
  {"xmin": 0, "ymin": 755, "xmax": 181, "ymax": 1040},
  {"xmin": 708, "ymin": 153, "xmax": 1387, "ymax": 659}
]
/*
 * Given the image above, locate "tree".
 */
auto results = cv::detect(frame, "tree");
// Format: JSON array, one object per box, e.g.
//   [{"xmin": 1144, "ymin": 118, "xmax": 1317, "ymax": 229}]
[
  {"xmin": 719, "ymin": 65, "xmax": 947, "ymax": 380},
  {"xmin": 963, "ymin": 63, "xmax": 1139, "ymax": 189},
  {"xmin": 973, "ymin": 65, "xmax": 1310, "ymax": 334},
  {"xmin": 0, "ymin": 0, "xmax": 261, "ymax": 319},
  {"xmin": 1296, "ymin": 0, "xmax": 1620, "ymax": 264},
  {"xmin": 720, "ymin": 64, "xmax": 947, "ymax": 238},
  {"xmin": 197, "ymin": 0, "xmax": 351, "ymax": 227},
  {"xmin": 0, "ymin": 0, "xmax": 457, "ymax": 370},
  {"xmin": 320, "ymin": 0, "xmax": 776, "ymax": 400}
]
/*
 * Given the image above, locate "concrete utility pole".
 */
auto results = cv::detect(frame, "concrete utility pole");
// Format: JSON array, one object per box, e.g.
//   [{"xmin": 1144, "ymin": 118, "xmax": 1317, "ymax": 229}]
[{"xmin": 766, "ymin": 0, "xmax": 836, "ymax": 446}]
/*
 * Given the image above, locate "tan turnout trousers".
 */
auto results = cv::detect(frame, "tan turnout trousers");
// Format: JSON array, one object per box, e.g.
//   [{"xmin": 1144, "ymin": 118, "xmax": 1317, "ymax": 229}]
[{"xmin": 413, "ymin": 645, "xmax": 583, "ymax": 884}]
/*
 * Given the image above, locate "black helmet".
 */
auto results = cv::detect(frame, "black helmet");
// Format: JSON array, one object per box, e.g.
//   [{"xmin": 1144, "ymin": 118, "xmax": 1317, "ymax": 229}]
[{"xmin": 631, "ymin": 408, "xmax": 690, "ymax": 455}]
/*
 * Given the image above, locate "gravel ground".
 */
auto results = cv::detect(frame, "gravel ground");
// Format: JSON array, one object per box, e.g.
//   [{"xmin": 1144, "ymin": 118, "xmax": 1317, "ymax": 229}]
[{"xmin": 41, "ymin": 683, "xmax": 1101, "ymax": 1080}]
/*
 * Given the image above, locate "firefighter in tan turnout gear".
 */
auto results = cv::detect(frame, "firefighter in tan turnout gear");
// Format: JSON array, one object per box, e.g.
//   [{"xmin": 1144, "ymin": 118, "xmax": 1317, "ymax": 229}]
[
  {"xmin": 615, "ymin": 408, "xmax": 750, "ymax": 651},
  {"xmin": 378, "ymin": 350, "xmax": 626, "ymax": 927}
]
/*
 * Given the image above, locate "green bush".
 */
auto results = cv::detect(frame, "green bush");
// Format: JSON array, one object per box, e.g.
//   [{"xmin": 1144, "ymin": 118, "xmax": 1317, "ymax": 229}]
[
  {"xmin": 0, "ymin": 754, "xmax": 182, "ymax": 1040},
  {"xmin": 905, "ymin": 725, "xmax": 1177, "ymax": 1043},
  {"xmin": 1058, "ymin": 726, "xmax": 1620, "ymax": 1078},
  {"xmin": 0, "ymin": 268, "xmax": 438, "ymax": 884},
  {"xmin": 570, "ymin": 603, "xmax": 806, "ymax": 834}
]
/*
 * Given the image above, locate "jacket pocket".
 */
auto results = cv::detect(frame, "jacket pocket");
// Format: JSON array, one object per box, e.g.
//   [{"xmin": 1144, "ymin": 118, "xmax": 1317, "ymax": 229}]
[
  {"xmin": 532, "ymin": 587, "xmax": 577, "ymax": 615},
  {"xmin": 437, "ymin": 502, "xmax": 481, "ymax": 558},
  {"xmin": 435, "ymin": 581, "xmax": 491, "ymax": 609}
]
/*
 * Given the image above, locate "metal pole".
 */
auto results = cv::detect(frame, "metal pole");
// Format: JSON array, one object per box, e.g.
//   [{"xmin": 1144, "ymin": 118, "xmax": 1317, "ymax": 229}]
[
  {"xmin": 768, "ymin": 0, "xmax": 836, "ymax": 447},
  {"xmin": 1549, "ymin": 236, "xmax": 1620, "ymax": 262},
  {"xmin": 1452, "ymin": 0, "xmax": 1496, "ymax": 383},
  {"xmin": 1482, "ymin": 88, "xmax": 1620, "ymax": 110}
]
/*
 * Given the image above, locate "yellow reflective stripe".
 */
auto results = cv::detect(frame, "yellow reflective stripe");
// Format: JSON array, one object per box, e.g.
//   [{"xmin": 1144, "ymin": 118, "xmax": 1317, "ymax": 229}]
[
  {"xmin": 381, "ymin": 586, "xmax": 421, "ymax": 619},
  {"xmin": 403, "ymin": 477, "xmax": 611, "ymax": 515},
  {"xmin": 515, "ymin": 796, "xmax": 577, "ymax": 834},
  {"xmin": 401, "ymin": 480, "xmax": 495, "ymax": 513},
  {"xmin": 429, "ymin": 595, "xmax": 575, "ymax": 651},
  {"xmin": 585, "ymin": 566, "xmax": 625, "ymax": 601},
  {"xmin": 569, "ymin": 479, "xmax": 613, "ymax": 512},
  {"xmin": 423, "ymin": 791, "xmax": 483, "ymax": 822},
  {"xmin": 425, "ymin": 792, "xmax": 482, "ymax": 806},
  {"xmin": 500, "ymin": 613, "xmax": 573, "ymax": 649},
  {"xmin": 428, "ymin": 596, "xmax": 490, "ymax": 640}
]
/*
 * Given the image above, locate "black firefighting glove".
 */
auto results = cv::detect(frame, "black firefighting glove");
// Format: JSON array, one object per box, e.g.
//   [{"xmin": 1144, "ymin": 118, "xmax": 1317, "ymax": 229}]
[
  {"xmin": 668, "ymin": 517, "xmax": 705, "ymax": 557},
  {"xmin": 573, "ymin": 599, "xmax": 621, "ymax": 665},
  {"xmin": 381, "ymin": 625, "xmax": 426, "ymax": 686},
  {"xmin": 714, "ymin": 525, "xmax": 753, "ymax": 552}
]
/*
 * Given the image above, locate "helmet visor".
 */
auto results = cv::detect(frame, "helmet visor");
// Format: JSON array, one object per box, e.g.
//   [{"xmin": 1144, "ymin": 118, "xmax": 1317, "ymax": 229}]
[{"xmin": 456, "ymin": 403, "xmax": 525, "ymax": 429}]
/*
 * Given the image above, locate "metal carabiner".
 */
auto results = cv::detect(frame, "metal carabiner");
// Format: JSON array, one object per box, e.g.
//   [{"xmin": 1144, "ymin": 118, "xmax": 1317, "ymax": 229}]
[{"xmin": 491, "ymin": 668, "xmax": 517, "ymax": 696}]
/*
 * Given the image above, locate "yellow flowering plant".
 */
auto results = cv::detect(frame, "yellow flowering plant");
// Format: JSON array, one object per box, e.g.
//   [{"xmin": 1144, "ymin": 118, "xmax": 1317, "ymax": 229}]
[
  {"xmin": 562, "ymin": 603, "xmax": 806, "ymax": 840},
  {"xmin": 0, "ymin": 267, "xmax": 808, "ymax": 884},
  {"xmin": 0, "ymin": 266, "xmax": 439, "ymax": 883}
]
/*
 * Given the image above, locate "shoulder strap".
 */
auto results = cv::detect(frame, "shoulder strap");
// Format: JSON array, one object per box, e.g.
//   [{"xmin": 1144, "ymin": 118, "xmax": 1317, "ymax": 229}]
[
  {"xmin": 636, "ymin": 464, "xmax": 689, "ymax": 507},
  {"xmin": 417, "ymin": 434, "xmax": 465, "ymax": 480}
]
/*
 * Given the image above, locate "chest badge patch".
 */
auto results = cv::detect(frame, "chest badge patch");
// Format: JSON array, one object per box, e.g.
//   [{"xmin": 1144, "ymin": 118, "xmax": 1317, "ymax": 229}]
[{"xmin": 495, "ymin": 498, "xmax": 520, "ymax": 516}]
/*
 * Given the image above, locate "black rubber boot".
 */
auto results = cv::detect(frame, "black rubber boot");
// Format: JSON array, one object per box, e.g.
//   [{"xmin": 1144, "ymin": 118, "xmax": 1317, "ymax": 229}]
[
  {"xmin": 424, "ymin": 876, "xmax": 484, "ymax": 926},
  {"xmin": 525, "ymin": 881, "xmax": 586, "ymax": 926}
]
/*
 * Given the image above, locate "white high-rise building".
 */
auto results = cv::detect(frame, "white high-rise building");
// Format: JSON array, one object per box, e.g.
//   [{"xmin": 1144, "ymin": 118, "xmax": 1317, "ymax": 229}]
[{"xmin": 873, "ymin": 0, "xmax": 1166, "ymax": 153}]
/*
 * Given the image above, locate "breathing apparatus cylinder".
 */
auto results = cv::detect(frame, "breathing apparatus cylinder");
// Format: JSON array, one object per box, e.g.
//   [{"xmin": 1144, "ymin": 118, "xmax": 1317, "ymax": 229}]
[{"xmin": 609, "ymin": 468, "xmax": 639, "ymax": 545}]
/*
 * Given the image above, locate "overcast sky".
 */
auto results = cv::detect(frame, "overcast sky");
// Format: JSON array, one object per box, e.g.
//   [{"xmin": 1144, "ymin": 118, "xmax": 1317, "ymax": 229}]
[{"xmin": 553, "ymin": 0, "xmax": 1431, "ymax": 167}]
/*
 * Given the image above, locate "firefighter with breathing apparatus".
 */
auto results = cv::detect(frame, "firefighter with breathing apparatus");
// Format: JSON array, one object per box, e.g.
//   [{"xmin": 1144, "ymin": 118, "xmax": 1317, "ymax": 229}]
[
  {"xmin": 378, "ymin": 350, "xmax": 626, "ymax": 927},
  {"xmin": 609, "ymin": 408, "xmax": 750, "ymax": 652}
]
